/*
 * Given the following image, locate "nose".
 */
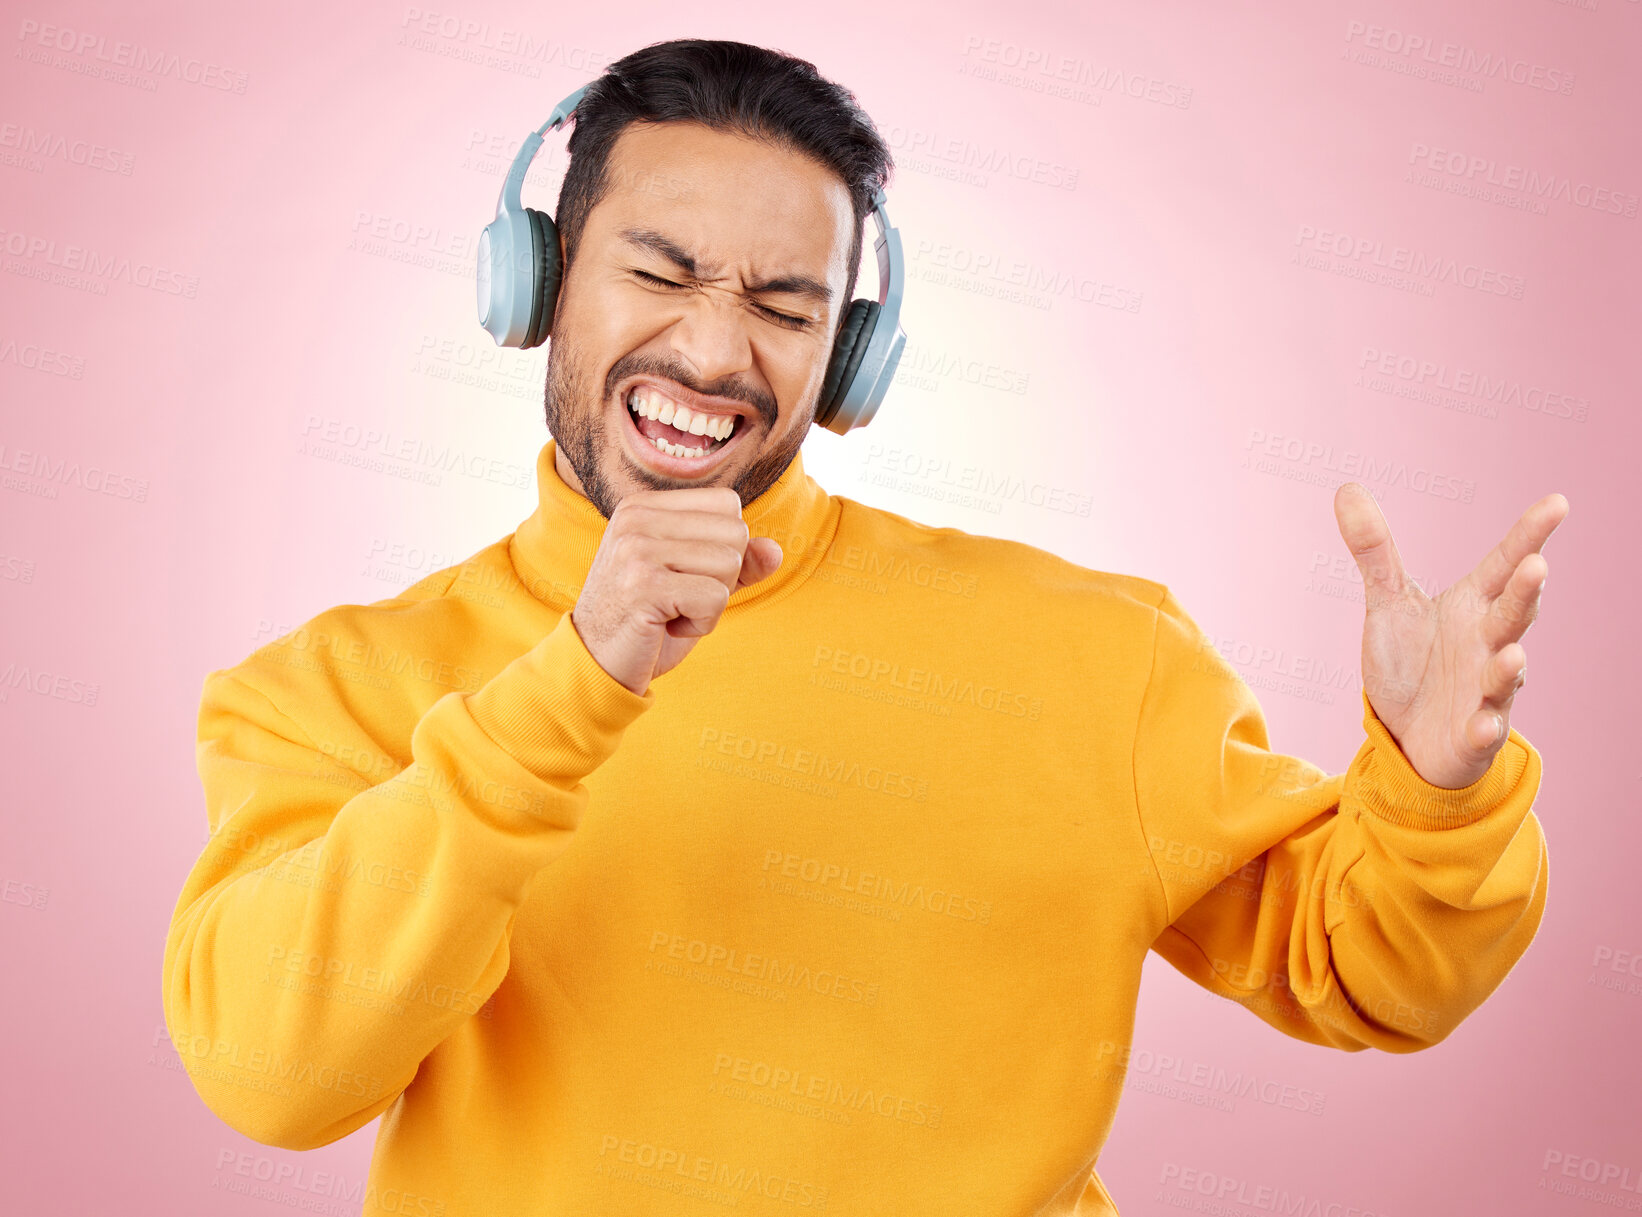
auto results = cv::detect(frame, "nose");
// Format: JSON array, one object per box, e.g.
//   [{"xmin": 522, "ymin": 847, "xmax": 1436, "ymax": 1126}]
[{"xmin": 667, "ymin": 288, "xmax": 754, "ymax": 385}]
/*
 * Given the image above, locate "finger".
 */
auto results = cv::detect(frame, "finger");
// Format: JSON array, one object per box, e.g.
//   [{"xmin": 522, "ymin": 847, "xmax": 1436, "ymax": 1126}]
[
  {"xmin": 661, "ymin": 572, "xmax": 735, "ymax": 638},
  {"xmin": 614, "ymin": 502, "xmax": 753, "ymax": 544},
  {"xmin": 1480, "ymin": 641, "xmax": 1528, "ymax": 705},
  {"xmin": 1333, "ymin": 482, "xmax": 1413, "ymax": 607},
  {"xmin": 1464, "ymin": 645, "xmax": 1527, "ymax": 752},
  {"xmin": 622, "ymin": 485, "xmax": 745, "ymax": 513},
  {"xmin": 1471, "ymin": 492, "xmax": 1569, "ymax": 601},
  {"xmin": 626, "ymin": 535, "xmax": 746, "ymax": 595},
  {"xmin": 1463, "ymin": 707, "xmax": 1508, "ymax": 753},
  {"xmin": 1479, "ymin": 554, "xmax": 1548, "ymax": 651},
  {"xmin": 736, "ymin": 536, "xmax": 785, "ymax": 590}
]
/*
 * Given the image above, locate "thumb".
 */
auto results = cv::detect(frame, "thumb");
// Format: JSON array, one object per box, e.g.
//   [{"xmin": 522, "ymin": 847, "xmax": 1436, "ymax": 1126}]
[
  {"xmin": 1333, "ymin": 481, "xmax": 1409, "ymax": 609},
  {"xmin": 736, "ymin": 535, "xmax": 785, "ymax": 590}
]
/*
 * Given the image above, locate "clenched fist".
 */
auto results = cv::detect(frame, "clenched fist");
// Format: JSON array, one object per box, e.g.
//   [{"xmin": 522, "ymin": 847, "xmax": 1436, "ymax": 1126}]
[{"xmin": 570, "ymin": 487, "xmax": 784, "ymax": 696}]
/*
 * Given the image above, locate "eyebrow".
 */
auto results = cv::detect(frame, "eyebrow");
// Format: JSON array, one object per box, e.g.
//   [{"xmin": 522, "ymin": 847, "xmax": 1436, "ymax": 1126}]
[{"xmin": 617, "ymin": 225, "xmax": 834, "ymax": 308}]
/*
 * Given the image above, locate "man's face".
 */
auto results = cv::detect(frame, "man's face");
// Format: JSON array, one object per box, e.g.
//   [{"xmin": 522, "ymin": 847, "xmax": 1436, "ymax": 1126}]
[{"xmin": 542, "ymin": 120, "xmax": 856, "ymax": 519}]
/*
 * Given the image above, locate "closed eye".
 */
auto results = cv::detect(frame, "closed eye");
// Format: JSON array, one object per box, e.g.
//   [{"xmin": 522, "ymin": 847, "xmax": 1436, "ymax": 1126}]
[
  {"xmin": 630, "ymin": 269, "xmax": 811, "ymax": 331},
  {"xmin": 755, "ymin": 304, "xmax": 812, "ymax": 331},
  {"xmin": 632, "ymin": 269, "xmax": 684, "ymax": 289}
]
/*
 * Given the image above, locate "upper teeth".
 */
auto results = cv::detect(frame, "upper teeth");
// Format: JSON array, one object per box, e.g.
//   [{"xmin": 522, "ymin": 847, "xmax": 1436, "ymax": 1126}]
[{"xmin": 626, "ymin": 386, "xmax": 738, "ymax": 441}]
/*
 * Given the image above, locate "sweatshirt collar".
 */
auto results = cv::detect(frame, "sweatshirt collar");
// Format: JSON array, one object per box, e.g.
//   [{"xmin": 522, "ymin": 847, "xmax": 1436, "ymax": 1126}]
[{"xmin": 510, "ymin": 437, "xmax": 837, "ymax": 614}]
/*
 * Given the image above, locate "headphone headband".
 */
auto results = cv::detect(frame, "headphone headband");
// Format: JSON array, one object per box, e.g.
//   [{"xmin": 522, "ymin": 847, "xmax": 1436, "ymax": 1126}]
[
  {"xmin": 477, "ymin": 81, "xmax": 905, "ymax": 434},
  {"xmin": 543, "ymin": 85, "xmax": 589, "ymax": 132}
]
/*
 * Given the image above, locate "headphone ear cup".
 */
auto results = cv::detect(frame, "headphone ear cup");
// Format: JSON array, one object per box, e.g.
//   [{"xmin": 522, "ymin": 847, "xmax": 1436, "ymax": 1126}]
[
  {"xmin": 522, "ymin": 209, "xmax": 563, "ymax": 349},
  {"xmin": 819, "ymin": 299, "xmax": 878, "ymax": 426}
]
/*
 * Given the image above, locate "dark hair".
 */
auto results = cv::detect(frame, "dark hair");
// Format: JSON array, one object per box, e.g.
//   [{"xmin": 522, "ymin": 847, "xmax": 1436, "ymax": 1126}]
[{"xmin": 555, "ymin": 39, "xmax": 893, "ymax": 311}]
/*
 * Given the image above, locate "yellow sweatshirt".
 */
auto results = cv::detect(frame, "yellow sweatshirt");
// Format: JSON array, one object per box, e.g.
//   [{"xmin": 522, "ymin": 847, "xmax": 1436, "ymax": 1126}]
[{"xmin": 162, "ymin": 437, "xmax": 1547, "ymax": 1216}]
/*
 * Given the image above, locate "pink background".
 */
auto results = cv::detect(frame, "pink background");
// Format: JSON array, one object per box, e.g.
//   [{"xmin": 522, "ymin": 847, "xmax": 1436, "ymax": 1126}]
[{"xmin": 2, "ymin": 0, "xmax": 1637, "ymax": 1212}]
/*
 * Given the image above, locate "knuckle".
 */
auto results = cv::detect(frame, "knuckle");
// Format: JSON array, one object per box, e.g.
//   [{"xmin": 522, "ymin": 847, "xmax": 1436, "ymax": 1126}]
[{"xmin": 623, "ymin": 502, "xmax": 659, "ymax": 529}]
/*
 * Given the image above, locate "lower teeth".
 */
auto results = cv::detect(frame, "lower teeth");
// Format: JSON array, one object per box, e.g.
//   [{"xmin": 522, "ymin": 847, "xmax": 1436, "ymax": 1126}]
[{"xmin": 653, "ymin": 436, "xmax": 717, "ymax": 459}]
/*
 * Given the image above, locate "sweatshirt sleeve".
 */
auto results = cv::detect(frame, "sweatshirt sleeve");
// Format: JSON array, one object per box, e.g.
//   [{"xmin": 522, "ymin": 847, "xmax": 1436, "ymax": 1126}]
[
  {"xmin": 161, "ymin": 611, "xmax": 653, "ymax": 1149},
  {"xmin": 1132, "ymin": 585, "xmax": 1549, "ymax": 1053}
]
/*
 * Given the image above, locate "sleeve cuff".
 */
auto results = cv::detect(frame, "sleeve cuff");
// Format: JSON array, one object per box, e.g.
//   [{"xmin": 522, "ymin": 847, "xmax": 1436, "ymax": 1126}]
[
  {"xmin": 463, "ymin": 611, "xmax": 655, "ymax": 786},
  {"xmin": 1345, "ymin": 686, "xmax": 1532, "ymax": 830}
]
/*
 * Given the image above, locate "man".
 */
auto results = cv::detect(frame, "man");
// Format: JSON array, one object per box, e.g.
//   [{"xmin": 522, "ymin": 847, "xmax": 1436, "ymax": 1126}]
[{"xmin": 162, "ymin": 39, "xmax": 1566, "ymax": 1216}]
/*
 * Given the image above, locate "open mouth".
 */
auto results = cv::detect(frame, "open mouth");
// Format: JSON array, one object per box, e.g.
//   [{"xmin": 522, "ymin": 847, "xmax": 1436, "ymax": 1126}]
[{"xmin": 620, "ymin": 382, "xmax": 752, "ymax": 473}]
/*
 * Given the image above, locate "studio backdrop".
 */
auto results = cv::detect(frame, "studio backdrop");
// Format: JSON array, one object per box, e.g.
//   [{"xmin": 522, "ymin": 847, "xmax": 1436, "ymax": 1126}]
[{"xmin": 1, "ymin": 1, "xmax": 1636, "ymax": 1214}]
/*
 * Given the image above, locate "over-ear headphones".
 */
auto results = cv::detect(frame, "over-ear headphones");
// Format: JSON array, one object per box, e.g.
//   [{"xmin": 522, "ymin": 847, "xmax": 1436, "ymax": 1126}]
[{"xmin": 476, "ymin": 82, "xmax": 906, "ymax": 435}]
